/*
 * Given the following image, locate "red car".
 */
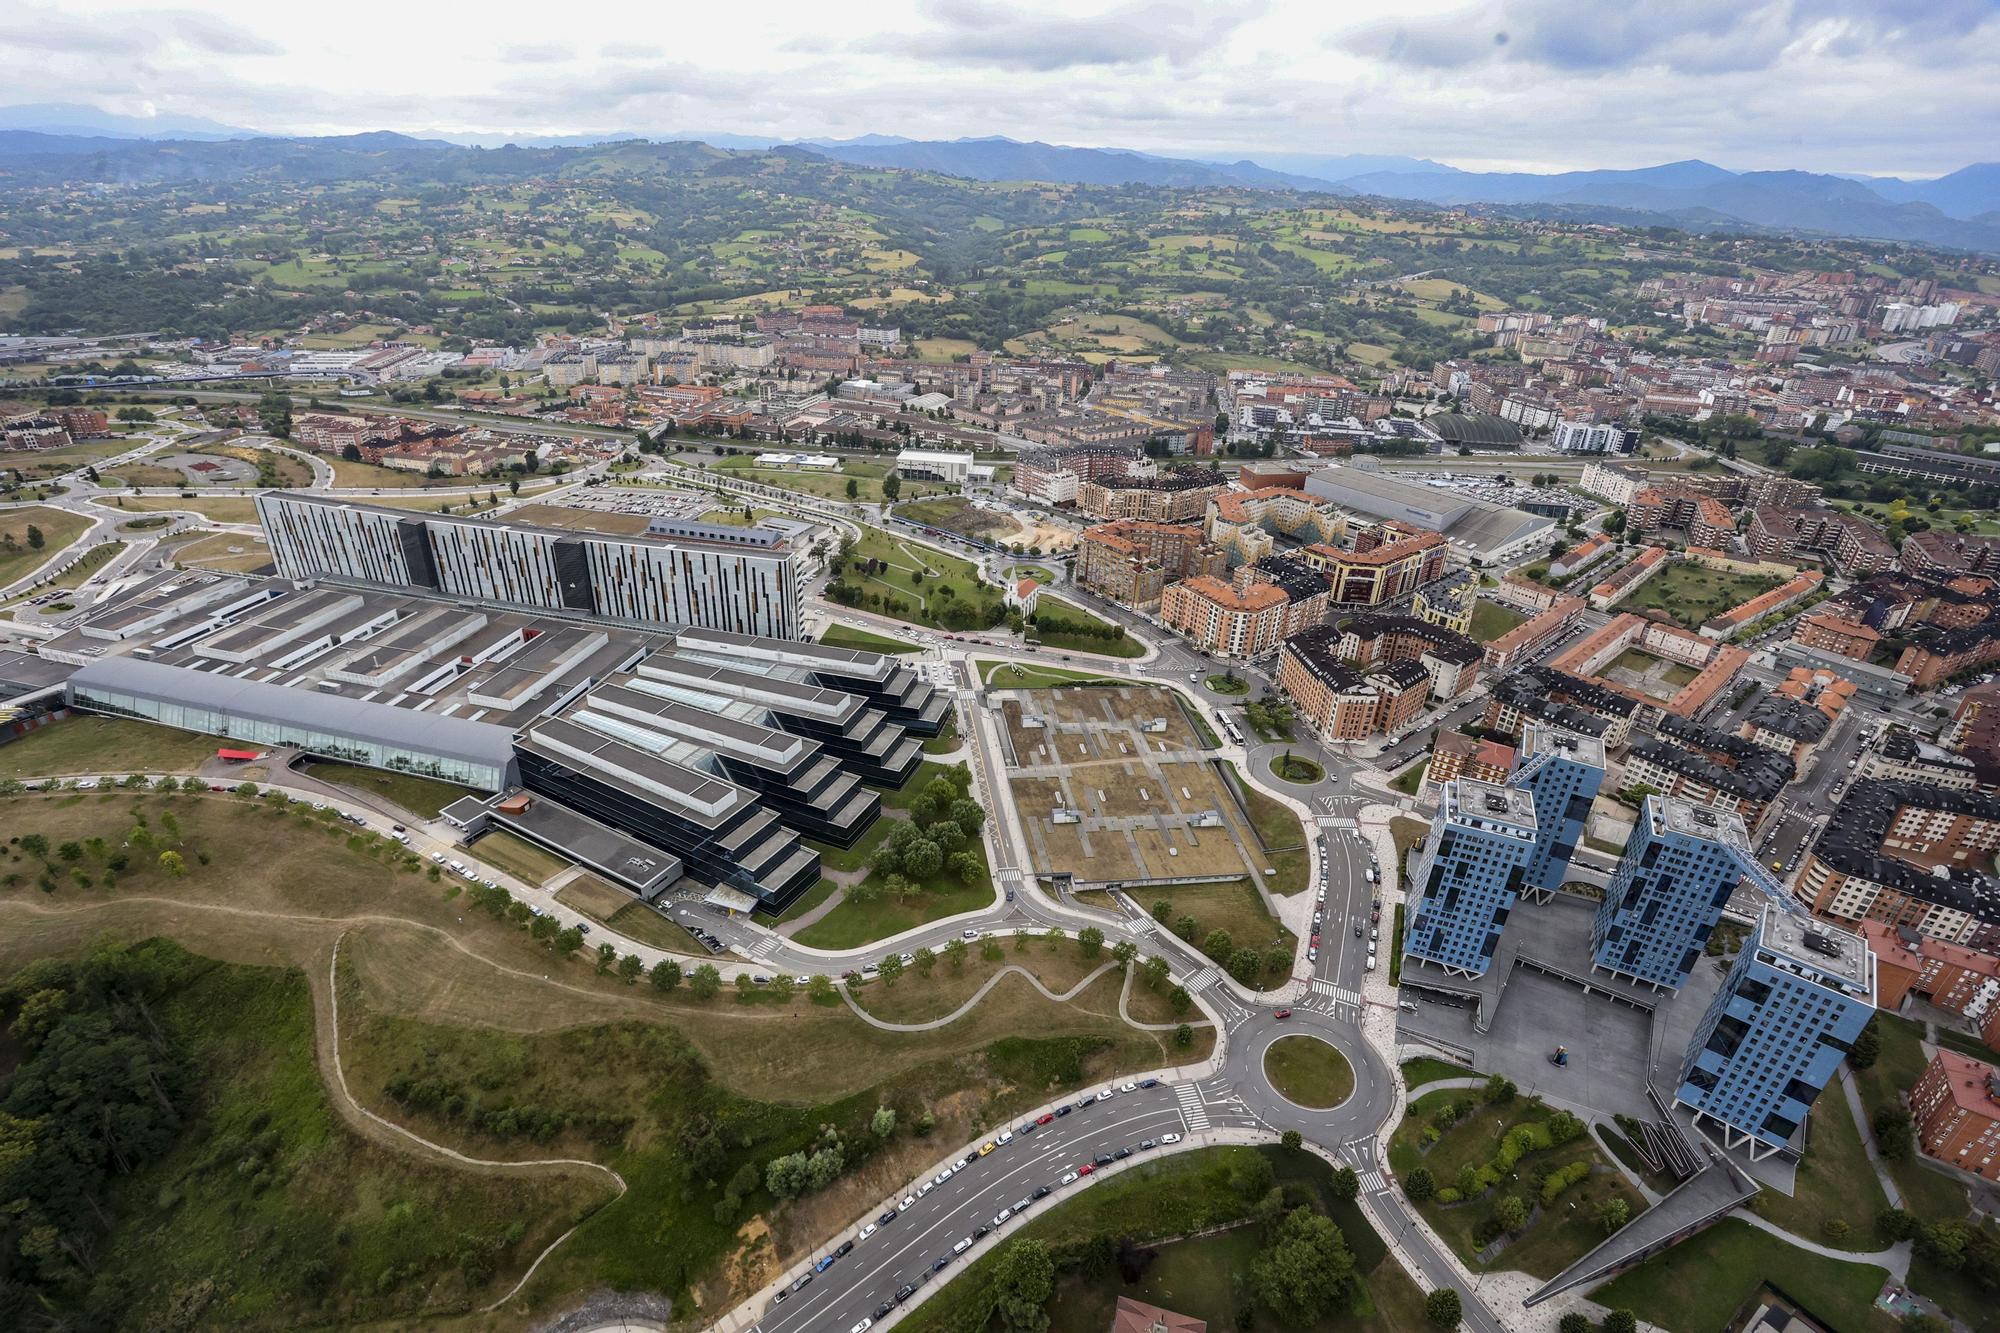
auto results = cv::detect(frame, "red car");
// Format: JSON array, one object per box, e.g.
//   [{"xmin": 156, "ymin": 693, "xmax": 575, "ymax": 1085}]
[
  {"xmin": 1273, "ymin": 1009, "xmax": 1292, "ymax": 1020},
  {"xmin": 1035, "ymin": 1113, "xmax": 1055, "ymax": 1126},
  {"xmin": 1310, "ymin": 933, "xmax": 1320, "ymax": 946},
  {"xmin": 1078, "ymin": 1163, "xmax": 1095, "ymax": 1176}
]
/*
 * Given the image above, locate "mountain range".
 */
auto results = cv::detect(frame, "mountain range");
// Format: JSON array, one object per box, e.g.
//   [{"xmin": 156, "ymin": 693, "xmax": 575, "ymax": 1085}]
[{"xmin": 0, "ymin": 103, "xmax": 1996, "ymax": 254}]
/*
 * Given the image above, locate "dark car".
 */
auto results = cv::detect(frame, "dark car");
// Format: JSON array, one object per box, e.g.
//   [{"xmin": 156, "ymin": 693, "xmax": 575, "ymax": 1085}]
[
  {"xmin": 1140, "ymin": 1138, "xmax": 1157, "ymax": 1150},
  {"xmin": 879, "ymin": 1209, "xmax": 898, "ymax": 1225},
  {"xmin": 790, "ymin": 1274, "xmax": 815, "ymax": 1293},
  {"xmin": 876, "ymin": 1303, "xmax": 894, "ymax": 1319},
  {"xmin": 1032, "ymin": 1185, "xmax": 1052, "ymax": 1199},
  {"xmin": 933, "ymin": 1257, "xmax": 951, "ymax": 1272},
  {"xmin": 1019, "ymin": 1120, "xmax": 1038, "ymax": 1135},
  {"xmin": 836, "ymin": 1240, "xmax": 855, "ymax": 1258},
  {"xmin": 896, "ymin": 1284, "xmax": 918, "ymax": 1303},
  {"xmin": 973, "ymin": 1223, "xmax": 992, "ymax": 1239},
  {"xmin": 1094, "ymin": 1153, "xmax": 1114, "ymax": 1167},
  {"xmin": 1054, "ymin": 1105, "xmax": 1072, "ymax": 1117},
  {"xmin": 1139, "ymin": 1078, "xmax": 1160, "ymax": 1088},
  {"xmin": 1114, "ymin": 1147, "xmax": 1132, "ymax": 1160}
]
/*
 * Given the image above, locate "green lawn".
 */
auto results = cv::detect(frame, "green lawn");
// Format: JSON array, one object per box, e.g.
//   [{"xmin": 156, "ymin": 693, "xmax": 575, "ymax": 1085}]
[
  {"xmin": 1591, "ymin": 1218, "xmax": 1897, "ymax": 1333},
  {"xmin": 834, "ymin": 525, "xmax": 1006, "ymax": 630},
  {"xmin": 1749, "ymin": 1095, "xmax": 1890, "ymax": 1251},
  {"xmin": 1139, "ymin": 880, "xmax": 1297, "ymax": 987},
  {"xmin": 1390, "ymin": 759, "xmax": 1429, "ymax": 796},
  {"xmin": 0, "ymin": 715, "xmax": 221, "ymax": 778},
  {"xmin": 1270, "ymin": 753, "xmax": 1326, "ymax": 784},
  {"xmin": 978, "ymin": 659, "xmax": 1129, "ymax": 688},
  {"xmin": 464, "ymin": 829, "xmax": 571, "ymax": 885},
  {"xmin": 301, "ymin": 761, "xmax": 475, "ymax": 820},
  {"xmin": 1206, "ymin": 673, "xmax": 1249, "ymax": 696},
  {"xmin": 1401, "ymin": 1058, "xmax": 1473, "ymax": 1091},
  {"xmin": 901, "ymin": 1145, "xmax": 1421, "ymax": 1333},
  {"xmin": 1468, "ymin": 599, "xmax": 1529, "ymax": 643},
  {"xmin": 1851, "ymin": 1013, "xmax": 1974, "ymax": 1222},
  {"xmin": 1028, "ymin": 595, "xmax": 1144, "ymax": 658},
  {"xmin": 1621, "ymin": 563, "xmax": 1783, "ymax": 629},
  {"xmin": 818, "ymin": 622, "xmax": 922, "ymax": 654},
  {"xmin": 0, "ymin": 504, "xmax": 90, "ymax": 587},
  {"xmin": 1265, "ymin": 1035, "xmax": 1355, "ymax": 1108},
  {"xmin": 769, "ymin": 876, "xmax": 841, "ymax": 926}
]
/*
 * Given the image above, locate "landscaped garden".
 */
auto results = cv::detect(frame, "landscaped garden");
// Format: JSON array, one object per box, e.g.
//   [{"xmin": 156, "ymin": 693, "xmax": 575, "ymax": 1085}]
[
  {"xmin": 824, "ymin": 526, "xmax": 1006, "ymax": 630},
  {"xmin": 1270, "ymin": 752, "xmax": 1326, "ymax": 784},
  {"xmin": 1621, "ymin": 563, "xmax": 1784, "ymax": 628},
  {"xmin": 1026, "ymin": 595, "xmax": 1144, "ymax": 657},
  {"xmin": 1387, "ymin": 1079, "xmax": 1648, "ymax": 1280},
  {"xmin": 1207, "ymin": 672, "xmax": 1250, "ymax": 695}
]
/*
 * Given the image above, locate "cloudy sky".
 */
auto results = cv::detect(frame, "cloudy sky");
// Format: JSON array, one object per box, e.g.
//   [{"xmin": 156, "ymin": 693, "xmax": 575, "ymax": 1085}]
[{"xmin": 4, "ymin": 0, "xmax": 1996, "ymax": 176}]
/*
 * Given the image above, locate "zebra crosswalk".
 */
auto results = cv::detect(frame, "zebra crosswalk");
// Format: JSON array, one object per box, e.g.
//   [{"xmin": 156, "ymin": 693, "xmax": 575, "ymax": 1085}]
[
  {"xmin": 1175, "ymin": 1081, "xmax": 1211, "ymax": 1133},
  {"xmin": 1310, "ymin": 979, "xmax": 1361, "ymax": 1005},
  {"xmin": 747, "ymin": 935, "xmax": 781, "ymax": 960},
  {"xmin": 1184, "ymin": 964, "xmax": 1220, "ymax": 991},
  {"xmin": 1358, "ymin": 1170, "xmax": 1388, "ymax": 1194}
]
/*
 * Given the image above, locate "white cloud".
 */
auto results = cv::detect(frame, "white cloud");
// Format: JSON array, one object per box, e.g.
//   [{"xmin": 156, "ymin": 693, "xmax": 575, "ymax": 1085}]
[{"xmin": 0, "ymin": 0, "xmax": 1990, "ymax": 177}]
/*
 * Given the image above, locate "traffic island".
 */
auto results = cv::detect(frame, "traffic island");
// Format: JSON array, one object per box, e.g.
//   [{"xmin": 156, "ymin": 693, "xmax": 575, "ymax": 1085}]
[
  {"xmin": 1268, "ymin": 752, "xmax": 1325, "ymax": 785},
  {"xmin": 1264, "ymin": 1034, "xmax": 1355, "ymax": 1109}
]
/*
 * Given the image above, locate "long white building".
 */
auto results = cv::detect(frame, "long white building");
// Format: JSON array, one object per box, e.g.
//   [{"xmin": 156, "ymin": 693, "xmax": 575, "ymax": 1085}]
[{"xmin": 257, "ymin": 493, "xmax": 803, "ymax": 639}]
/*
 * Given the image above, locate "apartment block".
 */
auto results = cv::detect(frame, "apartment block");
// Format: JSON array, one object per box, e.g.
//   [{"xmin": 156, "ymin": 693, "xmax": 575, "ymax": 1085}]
[
  {"xmin": 1275, "ymin": 625, "xmax": 1431, "ymax": 742},
  {"xmin": 1593, "ymin": 797, "xmax": 1756, "ymax": 990},
  {"xmin": 1676, "ymin": 904, "xmax": 1875, "ymax": 1158},
  {"xmin": 1910, "ymin": 1051, "xmax": 2000, "ymax": 1182},
  {"xmin": 1074, "ymin": 520, "xmax": 1226, "ymax": 609},
  {"xmin": 1402, "ymin": 780, "xmax": 1539, "ymax": 977},
  {"xmin": 1510, "ymin": 723, "xmax": 1606, "ymax": 896}
]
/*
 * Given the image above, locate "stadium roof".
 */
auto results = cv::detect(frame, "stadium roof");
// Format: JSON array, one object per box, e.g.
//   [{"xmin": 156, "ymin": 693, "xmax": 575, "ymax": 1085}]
[{"xmin": 1428, "ymin": 413, "xmax": 1523, "ymax": 447}]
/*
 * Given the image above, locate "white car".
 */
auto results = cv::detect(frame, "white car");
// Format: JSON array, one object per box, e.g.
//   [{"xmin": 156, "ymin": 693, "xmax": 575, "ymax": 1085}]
[
  {"xmin": 919, "ymin": 1181, "xmax": 936, "ymax": 1196},
  {"xmin": 1161, "ymin": 1132, "xmax": 1182, "ymax": 1145},
  {"xmin": 992, "ymin": 1208, "xmax": 1011, "ymax": 1226},
  {"xmin": 1060, "ymin": 1171, "xmax": 1079, "ymax": 1185},
  {"xmin": 859, "ymin": 1222, "xmax": 878, "ymax": 1240},
  {"xmin": 850, "ymin": 1320, "xmax": 873, "ymax": 1333},
  {"xmin": 997, "ymin": 1130, "xmax": 1013, "ymax": 1146},
  {"xmin": 933, "ymin": 1170, "xmax": 952, "ymax": 1186},
  {"xmin": 1119, "ymin": 1081, "xmax": 1137, "ymax": 1094},
  {"xmin": 902, "ymin": 1194, "xmax": 917, "ymax": 1210}
]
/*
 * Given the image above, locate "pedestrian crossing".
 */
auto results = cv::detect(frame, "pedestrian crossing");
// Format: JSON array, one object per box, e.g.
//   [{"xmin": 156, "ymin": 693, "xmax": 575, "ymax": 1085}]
[
  {"xmin": 1358, "ymin": 1170, "xmax": 1388, "ymax": 1193},
  {"xmin": 1175, "ymin": 1081, "xmax": 1210, "ymax": 1133},
  {"xmin": 748, "ymin": 935, "xmax": 780, "ymax": 960},
  {"xmin": 1184, "ymin": 964, "xmax": 1220, "ymax": 991},
  {"xmin": 1310, "ymin": 979, "xmax": 1361, "ymax": 1005}
]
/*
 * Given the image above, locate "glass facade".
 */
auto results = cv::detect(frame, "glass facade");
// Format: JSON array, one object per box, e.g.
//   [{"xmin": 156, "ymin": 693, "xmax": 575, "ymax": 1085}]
[{"xmin": 70, "ymin": 679, "xmax": 511, "ymax": 791}]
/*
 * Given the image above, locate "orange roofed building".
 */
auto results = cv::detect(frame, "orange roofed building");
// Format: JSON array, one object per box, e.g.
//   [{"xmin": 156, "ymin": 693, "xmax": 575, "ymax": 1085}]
[{"xmin": 1910, "ymin": 1050, "xmax": 2000, "ymax": 1181}]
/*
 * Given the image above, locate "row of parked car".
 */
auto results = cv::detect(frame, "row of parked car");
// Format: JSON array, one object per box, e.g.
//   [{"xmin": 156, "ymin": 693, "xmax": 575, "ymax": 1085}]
[{"xmin": 773, "ymin": 1080, "xmax": 1186, "ymax": 1329}]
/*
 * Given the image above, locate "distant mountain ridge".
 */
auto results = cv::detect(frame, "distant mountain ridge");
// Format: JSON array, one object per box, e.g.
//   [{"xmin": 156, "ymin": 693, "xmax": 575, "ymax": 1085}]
[{"xmin": 0, "ymin": 110, "xmax": 1995, "ymax": 253}]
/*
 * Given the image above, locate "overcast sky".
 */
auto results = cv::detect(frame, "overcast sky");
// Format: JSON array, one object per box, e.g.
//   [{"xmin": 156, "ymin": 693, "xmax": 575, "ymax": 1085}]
[{"xmin": 4, "ymin": 0, "xmax": 1996, "ymax": 177}]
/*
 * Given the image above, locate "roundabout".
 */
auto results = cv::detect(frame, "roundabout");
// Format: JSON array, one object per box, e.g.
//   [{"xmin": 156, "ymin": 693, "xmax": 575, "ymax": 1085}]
[
  {"xmin": 1268, "ymin": 751, "xmax": 1326, "ymax": 784},
  {"xmin": 1262, "ymin": 1032, "xmax": 1356, "ymax": 1110}
]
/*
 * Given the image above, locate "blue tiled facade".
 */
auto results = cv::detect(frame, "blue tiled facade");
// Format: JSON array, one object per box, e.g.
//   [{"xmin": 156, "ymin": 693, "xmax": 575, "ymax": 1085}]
[
  {"xmin": 1403, "ymin": 779, "xmax": 1538, "ymax": 976},
  {"xmin": 1512, "ymin": 724, "xmax": 1605, "ymax": 893},
  {"xmin": 1592, "ymin": 796, "xmax": 1749, "ymax": 989},
  {"xmin": 1676, "ymin": 906, "xmax": 1874, "ymax": 1154}
]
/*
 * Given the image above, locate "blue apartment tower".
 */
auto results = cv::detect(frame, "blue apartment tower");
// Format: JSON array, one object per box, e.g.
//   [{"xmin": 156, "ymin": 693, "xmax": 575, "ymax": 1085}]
[
  {"xmin": 1510, "ymin": 723, "xmax": 1606, "ymax": 898},
  {"xmin": 1593, "ymin": 796, "xmax": 1756, "ymax": 990},
  {"xmin": 1402, "ymin": 778, "xmax": 1538, "ymax": 978},
  {"xmin": 1676, "ymin": 903, "xmax": 1875, "ymax": 1158}
]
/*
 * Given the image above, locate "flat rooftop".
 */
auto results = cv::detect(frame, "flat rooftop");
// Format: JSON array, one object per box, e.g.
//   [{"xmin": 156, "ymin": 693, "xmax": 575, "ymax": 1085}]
[
  {"xmin": 1442, "ymin": 778, "xmax": 1537, "ymax": 835},
  {"xmin": 1653, "ymin": 795, "xmax": 1751, "ymax": 852},
  {"xmin": 39, "ymin": 571, "xmax": 671, "ymax": 733},
  {"xmin": 1756, "ymin": 903, "xmax": 1873, "ymax": 996}
]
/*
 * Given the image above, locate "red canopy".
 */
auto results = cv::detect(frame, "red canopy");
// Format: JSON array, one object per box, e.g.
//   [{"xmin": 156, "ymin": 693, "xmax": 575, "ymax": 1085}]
[{"xmin": 215, "ymin": 748, "xmax": 260, "ymax": 762}]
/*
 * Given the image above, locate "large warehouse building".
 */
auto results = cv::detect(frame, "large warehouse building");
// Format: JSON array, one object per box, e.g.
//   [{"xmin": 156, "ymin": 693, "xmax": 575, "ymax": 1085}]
[
  {"xmin": 1301, "ymin": 462, "xmax": 1557, "ymax": 565},
  {"xmin": 257, "ymin": 492, "xmax": 805, "ymax": 640}
]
